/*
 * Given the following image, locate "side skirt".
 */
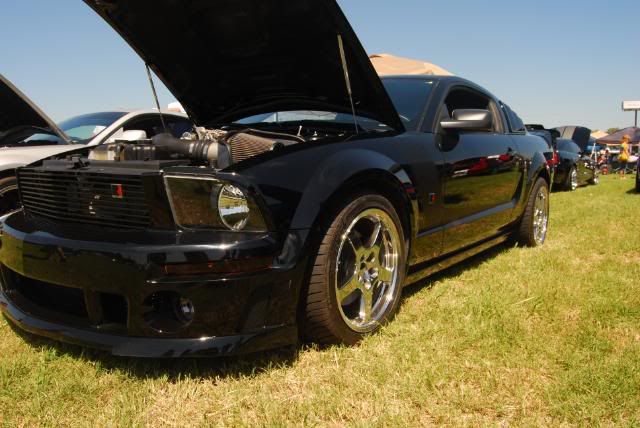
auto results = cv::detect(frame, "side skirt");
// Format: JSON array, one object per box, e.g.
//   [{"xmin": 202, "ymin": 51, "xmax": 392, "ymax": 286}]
[{"xmin": 404, "ymin": 233, "xmax": 511, "ymax": 286}]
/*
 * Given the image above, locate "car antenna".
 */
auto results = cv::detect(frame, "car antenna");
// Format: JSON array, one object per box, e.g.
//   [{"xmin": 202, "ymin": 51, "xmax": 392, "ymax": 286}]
[
  {"xmin": 337, "ymin": 34, "xmax": 359, "ymax": 135},
  {"xmin": 145, "ymin": 63, "xmax": 168, "ymax": 133}
]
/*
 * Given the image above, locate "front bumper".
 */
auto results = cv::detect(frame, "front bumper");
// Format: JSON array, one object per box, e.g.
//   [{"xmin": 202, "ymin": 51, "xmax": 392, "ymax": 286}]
[{"xmin": 0, "ymin": 212, "xmax": 308, "ymax": 357}]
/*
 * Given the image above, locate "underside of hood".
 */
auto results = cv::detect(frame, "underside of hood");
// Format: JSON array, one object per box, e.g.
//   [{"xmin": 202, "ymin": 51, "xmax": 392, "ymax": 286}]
[
  {"xmin": 554, "ymin": 126, "xmax": 592, "ymax": 150},
  {"xmin": 0, "ymin": 74, "xmax": 69, "ymax": 147},
  {"xmin": 84, "ymin": 0, "xmax": 404, "ymax": 131}
]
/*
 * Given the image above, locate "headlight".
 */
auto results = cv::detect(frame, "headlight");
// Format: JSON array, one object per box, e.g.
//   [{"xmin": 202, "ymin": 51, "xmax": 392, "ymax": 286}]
[
  {"xmin": 218, "ymin": 184, "xmax": 250, "ymax": 231},
  {"xmin": 164, "ymin": 176, "xmax": 267, "ymax": 232}
]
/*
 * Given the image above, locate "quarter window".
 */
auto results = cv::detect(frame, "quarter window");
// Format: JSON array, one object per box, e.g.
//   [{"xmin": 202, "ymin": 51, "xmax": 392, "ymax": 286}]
[{"xmin": 502, "ymin": 104, "xmax": 526, "ymax": 133}]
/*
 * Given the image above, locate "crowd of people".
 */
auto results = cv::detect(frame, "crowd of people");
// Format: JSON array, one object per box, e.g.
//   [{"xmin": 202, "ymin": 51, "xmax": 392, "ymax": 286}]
[{"xmin": 595, "ymin": 135, "xmax": 637, "ymax": 177}]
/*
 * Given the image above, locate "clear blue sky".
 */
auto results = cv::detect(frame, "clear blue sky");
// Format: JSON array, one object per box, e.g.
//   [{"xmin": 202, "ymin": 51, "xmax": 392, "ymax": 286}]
[{"xmin": 1, "ymin": 0, "xmax": 638, "ymax": 131}]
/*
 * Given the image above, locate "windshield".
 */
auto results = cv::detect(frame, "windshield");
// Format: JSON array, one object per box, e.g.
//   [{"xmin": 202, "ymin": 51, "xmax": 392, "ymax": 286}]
[
  {"xmin": 23, "ymin": 111, "xmax": 127, "ymax": 145},
  {"xmin": 382, "ymin": 78, "xmax": 434, "ymax": 131},
  {"xmin": 236, "ymin": 79, "xmax": 434, "ymax": 132}
]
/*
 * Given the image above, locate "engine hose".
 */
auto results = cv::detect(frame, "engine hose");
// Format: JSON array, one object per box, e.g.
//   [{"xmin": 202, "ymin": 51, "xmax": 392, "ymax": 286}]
[{"xmin": 151, "ymin": 133, "xmax": 230, "ymax": 167}]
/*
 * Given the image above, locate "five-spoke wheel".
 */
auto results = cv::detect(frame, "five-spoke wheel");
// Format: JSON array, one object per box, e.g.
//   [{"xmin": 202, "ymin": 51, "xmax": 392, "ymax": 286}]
[
  {"xmin": 335, "ymin": 208, "xmax": 400, "ymax": 333},
  {"xmin": 304, "ymin": 193, "xmax": 406, "ymax": 345}
]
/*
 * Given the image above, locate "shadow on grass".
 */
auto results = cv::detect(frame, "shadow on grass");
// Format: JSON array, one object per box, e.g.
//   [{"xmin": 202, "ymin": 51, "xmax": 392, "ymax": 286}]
[
  {"xmin": 7, "ymin": 321, "xmax": 301, "ymax": 382},
  {"xmin": 402, "ymin": 241, "xmax": 511, "ymax": 299},
  {"xmin": 8, "ymin": 241, "xmax": 513, "ymax": 381}
]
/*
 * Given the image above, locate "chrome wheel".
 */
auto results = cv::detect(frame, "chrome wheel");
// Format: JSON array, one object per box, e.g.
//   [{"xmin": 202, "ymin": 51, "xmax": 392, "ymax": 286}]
[
  {"xmin": 592, "ymin": 170, "xmax": 599, "ymax": 185},
  {"xmin": 570, "ymin": 168, "xmax": 578, "ymax": 191},
  {"xmin": 335, "ymin": 208, "xmax": 401, "ymax": 333},
  {"xmin": 533, "ymin": 186, "xmax": 549, "ymax": 245}
]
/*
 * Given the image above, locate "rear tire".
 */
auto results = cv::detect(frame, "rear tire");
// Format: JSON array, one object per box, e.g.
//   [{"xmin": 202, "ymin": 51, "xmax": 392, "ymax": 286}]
[
  {"xmin": 589, "ymin": 169, "xmax": 599, "ymax": 185},
  {"xmin": 0, "ymin": 176, "xmax": 20, "ymax": 216},
  {"xmin": 303, "ymin": 193, "xmax": 406, "ymax": 345},
  {"xmin": 515, "ymin": 178, "xmax": 549, "ymax": 247}
]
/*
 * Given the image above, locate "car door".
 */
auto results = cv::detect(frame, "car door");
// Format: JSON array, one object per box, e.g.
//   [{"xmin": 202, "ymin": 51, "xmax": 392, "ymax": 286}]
[{"xmin": 437, "ymin": 86, "xmax": 522, "ymax": 254}]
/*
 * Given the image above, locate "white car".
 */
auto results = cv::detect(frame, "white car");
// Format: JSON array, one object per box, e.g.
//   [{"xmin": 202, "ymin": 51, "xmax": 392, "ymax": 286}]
[{"xmin": 0, "ymin": 73, "xmax": 192, "ymax": 214}]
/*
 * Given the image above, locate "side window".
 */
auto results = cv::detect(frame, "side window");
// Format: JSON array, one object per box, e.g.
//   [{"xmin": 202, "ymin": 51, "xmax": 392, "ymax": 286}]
[
  {"xmin": 502, "ymin": 104, "xmax": 526, "ymax": 133},
  {"xmin": 442, "ymin": 88, "xmax": 502, "ymax": 133}
]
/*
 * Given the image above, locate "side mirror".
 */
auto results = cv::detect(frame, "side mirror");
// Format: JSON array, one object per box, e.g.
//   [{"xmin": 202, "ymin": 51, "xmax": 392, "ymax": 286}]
[
  {"xmin": 119, "ymin": 130, "xmax": 147, "ymax": 141},
  {"xmin": 441, "ymin": 109, "xmax": 493, "ymax": 132}
]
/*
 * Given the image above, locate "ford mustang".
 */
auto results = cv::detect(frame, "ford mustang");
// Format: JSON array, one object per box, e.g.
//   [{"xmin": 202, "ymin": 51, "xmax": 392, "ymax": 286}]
[{"xmin": 0, "ymin": 0, "xmax": 552, "ymax": 357}]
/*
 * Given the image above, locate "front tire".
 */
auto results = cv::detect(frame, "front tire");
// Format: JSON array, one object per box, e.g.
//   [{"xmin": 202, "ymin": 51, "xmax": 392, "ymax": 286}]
[
  {"xmin": 303, "ymin": 193, "xmax": 406, "ymax": 345},
  {"xmin": 0, "ymin": 176, "xmax": 20, "ymax": 216},
  {"xmin": 515, "ymin": 178, "xmax": 550, "ymax": 247},
  {"xmin": 565, "ymin": 166, "xmax": 578, "ymax": 191}
]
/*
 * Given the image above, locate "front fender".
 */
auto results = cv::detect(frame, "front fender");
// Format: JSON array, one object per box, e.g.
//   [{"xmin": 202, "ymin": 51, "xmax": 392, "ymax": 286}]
[{"xmin": 288, "ymin": 148, "xmax": 417, "ymax": 231}]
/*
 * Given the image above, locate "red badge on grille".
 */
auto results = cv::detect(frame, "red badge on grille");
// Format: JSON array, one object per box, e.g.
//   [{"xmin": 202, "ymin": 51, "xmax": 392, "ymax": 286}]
[{"xmin": 111, "ymin": 184, "xmax": 124, "ymax": 199}]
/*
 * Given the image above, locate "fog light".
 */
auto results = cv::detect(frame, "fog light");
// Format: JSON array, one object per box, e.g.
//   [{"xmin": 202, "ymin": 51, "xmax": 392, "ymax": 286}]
[
  {"xmin": 143, "ymin": 291, "xmax": 195, "ymax": 333},
  {"xmin": 176, "ymin": 297, "xmax": 195, "ymax": 323}
]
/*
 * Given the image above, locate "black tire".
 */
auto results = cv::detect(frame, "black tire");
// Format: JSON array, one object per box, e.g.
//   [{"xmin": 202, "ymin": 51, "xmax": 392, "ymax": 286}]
[
  {"xmin": 564, "ymin": 166, "xmax": 578, "ymax": 191},
  {"xmin": 303, "ymin": 193, "xmax": 407, "ymax": 345},
  {"xmin": 589, "ymin": 169, "xmax": 599, "ymax": 185},
  {"xmin": 515, "ymin": 178, "xmax": 549, "ymax": 248},
  {"xmin": 0, "ymin": 176, "xmax": 20, "ymax": 216}
]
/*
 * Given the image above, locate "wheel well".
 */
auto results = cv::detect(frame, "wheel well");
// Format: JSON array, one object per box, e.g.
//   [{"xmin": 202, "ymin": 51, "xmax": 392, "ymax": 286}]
[
  {"xmin": 537, "ymin": 167, "xmax": 551, "ymax": 187},
  {"xmin": 0, "ymin": 170, "xmax": 17, "ymax": 181},
  {"xmin": 316, "ymin": 170, "xmax": 413, "ymax": 243}
]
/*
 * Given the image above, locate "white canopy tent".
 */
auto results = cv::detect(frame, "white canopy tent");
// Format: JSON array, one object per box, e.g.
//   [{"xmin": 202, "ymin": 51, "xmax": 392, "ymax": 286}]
[{"xmin": 369, "ymin": 54, "xmax": 454, "ymax": 77}]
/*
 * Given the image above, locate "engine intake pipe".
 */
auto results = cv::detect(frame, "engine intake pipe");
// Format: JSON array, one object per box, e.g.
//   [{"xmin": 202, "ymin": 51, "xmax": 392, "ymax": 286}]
[{"xmin": 151, "ymin": 133, "xmax": 231, "ymax": 168}]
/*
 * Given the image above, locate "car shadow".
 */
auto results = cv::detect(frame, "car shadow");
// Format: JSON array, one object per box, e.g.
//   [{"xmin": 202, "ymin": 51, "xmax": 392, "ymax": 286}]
[
  {"xmin": 7, "ymin": 321, "xmax": 300, "ymax": 381},
  {"xmin": 8, "ymin": 242, "xmax": 512, "ymax": 380},
  {"xmin": 402, "ymin": 241, "xmax": 511, "ymax": 299}
]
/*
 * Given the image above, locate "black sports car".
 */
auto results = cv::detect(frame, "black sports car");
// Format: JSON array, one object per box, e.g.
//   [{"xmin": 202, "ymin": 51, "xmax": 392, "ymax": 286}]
[
  {"xmin": 554, "ymin": 139, "xmax": 599, "ymax": 191},
  {"xmin": 526, "ymin": 125, "xmax": 597, "ymax": 191},
  {"xmin": 0, "ymin": 0, "xmax": 553, "ymax": 357}
]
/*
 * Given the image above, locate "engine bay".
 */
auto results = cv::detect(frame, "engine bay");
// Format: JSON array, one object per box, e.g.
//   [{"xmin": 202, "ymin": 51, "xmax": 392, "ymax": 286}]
[
  {"xmin": 86, "ymin": 126, "xmax": 308, "ymax": 169},
  {"xmin": 76, "ymin": 119, "xmax": 367, "ymax": 170}
]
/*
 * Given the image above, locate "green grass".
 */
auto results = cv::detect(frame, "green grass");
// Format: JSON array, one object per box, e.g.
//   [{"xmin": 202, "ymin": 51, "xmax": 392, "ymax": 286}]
[{"xmin": 1, "ymin": 176, "xmax": 639, "ymax": 427}]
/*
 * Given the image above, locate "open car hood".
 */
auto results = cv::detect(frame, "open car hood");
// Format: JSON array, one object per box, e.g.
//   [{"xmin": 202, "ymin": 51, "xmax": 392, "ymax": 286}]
[
  {"xmin": 84, "ymin": 0, "xmax": 404, "ymax": 131},
  {"xmin": 554, "ymin": 126, "xmax": 592, "ymax": 151},
  {"xmin": 0, "ymin": 74, "xmax": 70, "ymax": 147}
]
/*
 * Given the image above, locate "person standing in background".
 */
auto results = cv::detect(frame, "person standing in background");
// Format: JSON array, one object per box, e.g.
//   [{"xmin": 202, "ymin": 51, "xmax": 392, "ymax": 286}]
[{"xmin": 618, "ymin": 135, "xmax": 630, "ymax": 177}]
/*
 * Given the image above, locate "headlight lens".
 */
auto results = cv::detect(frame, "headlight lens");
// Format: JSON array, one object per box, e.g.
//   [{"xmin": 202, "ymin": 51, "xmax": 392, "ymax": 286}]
[
  {"xmin": 218, "ymin": 184, "xmax": 249, "ymax": 231},
  {"xmin": 164, "ymin": 176, "xmax": 267, "ymax": 232}
]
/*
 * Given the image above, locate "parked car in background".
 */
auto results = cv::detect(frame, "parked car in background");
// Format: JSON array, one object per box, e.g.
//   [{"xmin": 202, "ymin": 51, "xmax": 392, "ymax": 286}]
[
  {"xmin": 554, "ymin": 139, "xmax": 598, "ymax": 190},
  {"xmin": 526, "ymin": 124, "xmax": 560, "ymax": 171},
  {"xmin": 0, "ymin": 74, "xmax": 192, "ymax": 215},
  {"xmin": 0, "ymin": 0, "xmax": 553, "ymax": 357}
]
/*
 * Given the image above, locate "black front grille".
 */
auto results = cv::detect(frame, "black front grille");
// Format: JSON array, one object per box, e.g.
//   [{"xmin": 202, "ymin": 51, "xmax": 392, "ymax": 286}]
[{"xmin": 17, "ymin": 168, "xmax": 151, "ymax": 229}]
